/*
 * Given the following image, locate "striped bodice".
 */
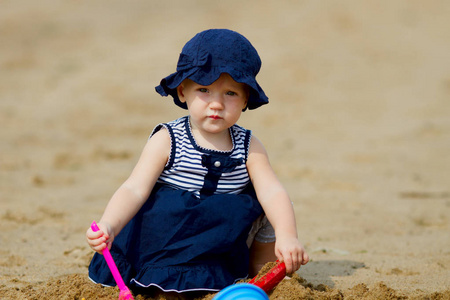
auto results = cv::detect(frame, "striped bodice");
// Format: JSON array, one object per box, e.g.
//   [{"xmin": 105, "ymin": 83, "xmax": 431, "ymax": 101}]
[{"xmin": 151, "ymin": 116, "xmax": 251, "ymax": 198}]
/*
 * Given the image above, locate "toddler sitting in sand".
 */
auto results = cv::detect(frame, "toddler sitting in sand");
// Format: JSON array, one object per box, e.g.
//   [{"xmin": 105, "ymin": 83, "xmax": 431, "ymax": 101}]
[{"xmin": 86, "ymin": 28, "xmax": 308, "ymax": 296}]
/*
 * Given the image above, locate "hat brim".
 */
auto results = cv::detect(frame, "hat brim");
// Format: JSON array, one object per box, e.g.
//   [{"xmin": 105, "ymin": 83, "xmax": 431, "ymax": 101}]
[{"xmin": 155, "ymin": 67, "xmax": 268, "ymax": 110}]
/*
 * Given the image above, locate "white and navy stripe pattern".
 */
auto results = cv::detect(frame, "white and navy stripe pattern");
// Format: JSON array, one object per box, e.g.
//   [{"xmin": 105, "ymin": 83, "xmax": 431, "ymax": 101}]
[{"xmin": 151, "ymin": 116, "xmax": 251, "ymax": 198}]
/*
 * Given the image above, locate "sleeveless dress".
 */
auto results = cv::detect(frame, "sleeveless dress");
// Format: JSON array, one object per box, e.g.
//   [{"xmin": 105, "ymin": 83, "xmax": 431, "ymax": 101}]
[{"xmin": 88, "ymin": 116, "xmax": 264, "ymax": 293}]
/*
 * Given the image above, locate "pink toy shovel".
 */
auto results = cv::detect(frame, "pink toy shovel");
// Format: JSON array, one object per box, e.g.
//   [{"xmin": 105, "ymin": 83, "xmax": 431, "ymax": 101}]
[{"xmin": 91, "ymin": 221, "xmax": 134, "ymax": 300}]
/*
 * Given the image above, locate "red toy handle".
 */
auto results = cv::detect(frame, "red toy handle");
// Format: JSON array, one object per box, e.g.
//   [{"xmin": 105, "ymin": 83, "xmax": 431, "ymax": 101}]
[{"xmin": 249, "ymin": 261, "xmax": 286, "ymax": 293}]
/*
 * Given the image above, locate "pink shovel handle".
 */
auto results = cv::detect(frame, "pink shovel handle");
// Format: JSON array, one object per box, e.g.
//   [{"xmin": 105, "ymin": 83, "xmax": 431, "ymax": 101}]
[{"xmin": 91, "ymin": 221, "xmax": 127, "ymax": 291}]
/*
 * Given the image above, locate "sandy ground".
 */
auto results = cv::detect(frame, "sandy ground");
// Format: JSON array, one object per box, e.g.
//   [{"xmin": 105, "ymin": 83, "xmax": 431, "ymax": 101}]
[{"xmin": 1, "ymin": 0, "xmax": 449, "ymax": 299}]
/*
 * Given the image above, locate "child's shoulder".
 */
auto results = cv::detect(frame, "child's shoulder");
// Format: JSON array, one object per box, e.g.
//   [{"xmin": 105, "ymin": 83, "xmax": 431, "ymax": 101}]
[
  {"xmin": 151, "ymin": 116, "xmax": 188, "ymax": 136},
  {"xmin": 231, "ymin": 123, "xmax": 251, "ymax": 136},
  {"xmin": 163, "ymin": 116, "xmax": 189, "ymax": 128}
]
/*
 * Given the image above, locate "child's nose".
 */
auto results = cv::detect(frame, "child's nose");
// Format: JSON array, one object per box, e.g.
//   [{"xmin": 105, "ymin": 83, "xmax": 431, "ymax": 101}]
[{"xmin": 209, "ymin": 94, "xmax": 225, "ymax": 110}]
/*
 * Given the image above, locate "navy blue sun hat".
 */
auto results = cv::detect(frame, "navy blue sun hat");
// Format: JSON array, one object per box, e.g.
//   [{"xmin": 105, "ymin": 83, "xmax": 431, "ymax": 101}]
[{"xmin": 155, "ymin": 29, "xmax": 269, "ymax": 110}]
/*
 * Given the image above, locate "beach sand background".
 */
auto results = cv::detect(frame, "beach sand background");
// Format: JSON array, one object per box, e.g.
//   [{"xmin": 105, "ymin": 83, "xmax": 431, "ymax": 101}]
[{"xmin": 1, "ymin": 1, "xmax": 449, "ymax": 299}]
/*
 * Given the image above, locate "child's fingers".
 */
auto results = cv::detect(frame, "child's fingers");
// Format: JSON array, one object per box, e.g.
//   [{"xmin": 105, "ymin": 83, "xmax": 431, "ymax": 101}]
[
  {"xmin": 87, "ymin": 234, "xmax": 107, "ymax": 254},
  {"xmin": 86, "ymin": 226, "xmax": 110, "ymax": 254},
  {"xmin": 276, "ymin": 249, "xmax": 294, "ymax": 274},
  {"xmin": 275, "ymin": 238, "xmax": 309, "ymax": 273},
  {"xmin": 92, "ymin": 242, "xmax": 107, "ymax": 253},
  {"xmin": 292, "ymin": 249, "xmax": 309, "ymax": 270},
  {"xmin": 277, "ymin": 249, "xmax": 307, "ymax": 273},
  {"xmin": 302, "ymin": 252, "xmax": 310, "ymax": 265},
  {"xmin": 88, "ymin": 234, "xmax": 106, "ymax": 246},
  {"xmin": 86, "ymin": 228, "xmax": 103, "ymax": 239},
  {"xmin": 292, "ymin": 254, "xmax": 300, "ymax": 272},
  {"xmin": 290, "ymin": 252, "xmax": 302, "ymax": 273}
]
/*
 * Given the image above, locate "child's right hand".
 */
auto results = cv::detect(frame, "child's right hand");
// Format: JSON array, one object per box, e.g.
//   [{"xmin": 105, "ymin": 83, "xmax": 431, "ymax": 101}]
[{"xmin": 86, "ymin": 222, "xmax": 115, "ymax": 254}]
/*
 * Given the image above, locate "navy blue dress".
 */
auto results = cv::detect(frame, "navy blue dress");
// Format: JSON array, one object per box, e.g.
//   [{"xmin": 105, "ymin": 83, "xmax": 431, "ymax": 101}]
[{"xmin": 89, "ymin": 117, "xmax": 263, "ymax": 293}]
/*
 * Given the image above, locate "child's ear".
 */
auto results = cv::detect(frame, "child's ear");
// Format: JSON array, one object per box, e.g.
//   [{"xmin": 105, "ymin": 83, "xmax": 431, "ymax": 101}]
[
  {"xmin": 242, "ymin": 88, "xmax": 249, "ymax": 111},
  {"xmin": 242, "ymin": 99, "xmax": 248, "ymax": 111},
  {"xmin": 177, "ymin": 84, "xmax": 186, "ymax": 103}
]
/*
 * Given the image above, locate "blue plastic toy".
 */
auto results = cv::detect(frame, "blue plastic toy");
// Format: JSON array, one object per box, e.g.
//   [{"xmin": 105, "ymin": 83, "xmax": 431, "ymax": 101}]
[{"xmin": 213, "ymin": 283, "xmax": 269, "ymax": 300}]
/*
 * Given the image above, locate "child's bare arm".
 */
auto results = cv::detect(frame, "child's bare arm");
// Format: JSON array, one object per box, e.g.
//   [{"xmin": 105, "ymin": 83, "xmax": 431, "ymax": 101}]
[
  {"xmin": 86, "ymin": 129, "xmax": 170, "ymax": 254},
  {"xmin": 247, "ymin": 136, "xmax": 309, "ymax": 273}
]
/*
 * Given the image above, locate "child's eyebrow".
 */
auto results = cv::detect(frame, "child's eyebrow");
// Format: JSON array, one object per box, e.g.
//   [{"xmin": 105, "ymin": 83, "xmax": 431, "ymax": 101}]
[{"xmin": 227, "ymin": 83, "xmax": 247, "ymax": 90}]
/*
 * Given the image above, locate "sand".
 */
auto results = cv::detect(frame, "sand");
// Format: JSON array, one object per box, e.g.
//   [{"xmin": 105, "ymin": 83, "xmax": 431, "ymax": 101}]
[{"xmin": 1, "ymin": 0, "xmax": 449, "ymax": 299}]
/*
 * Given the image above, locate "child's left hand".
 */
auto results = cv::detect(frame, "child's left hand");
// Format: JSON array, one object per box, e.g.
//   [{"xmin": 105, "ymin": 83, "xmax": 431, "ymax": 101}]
[{"xmin": 274, "ymin": 236, "xmax": 309, "ymax": 274}]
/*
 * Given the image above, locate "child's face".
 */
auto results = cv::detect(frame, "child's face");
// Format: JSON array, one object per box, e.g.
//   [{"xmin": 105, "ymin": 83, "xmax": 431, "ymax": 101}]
[{"xmin": 177, "ymin": 73, "xmax": 249, "ymax": 136}]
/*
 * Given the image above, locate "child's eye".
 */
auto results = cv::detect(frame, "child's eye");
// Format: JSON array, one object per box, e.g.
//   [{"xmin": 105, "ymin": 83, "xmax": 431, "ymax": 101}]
[
  {"xmin": 226, "ymin": 91, "xmax": 237, "ymax": 96},
  {"xmin": 199, "ymin": 88, "xmax": 208, "ymax": 93}
]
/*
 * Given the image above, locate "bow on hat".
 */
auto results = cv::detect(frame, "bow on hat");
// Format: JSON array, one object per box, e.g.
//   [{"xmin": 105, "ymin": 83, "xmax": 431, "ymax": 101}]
[{"xmin": 176, "ymin": 53, "xmax": 210, "ymax": 72}]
